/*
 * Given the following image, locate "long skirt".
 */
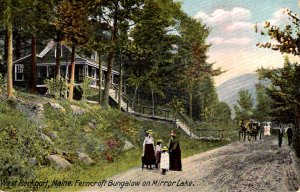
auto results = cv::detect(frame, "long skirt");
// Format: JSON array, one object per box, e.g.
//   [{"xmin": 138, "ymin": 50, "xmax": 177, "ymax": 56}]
[
  {"xmin": 170, "ymin": 152, "xmax": 182, "ymax": 171},
  {"xmin": 156, "ymin": 151, "xmax": 161, "ymax": 164},
  {"xmin": 144, "ymin": 144, "xmax": 156, "ymax": 165}
]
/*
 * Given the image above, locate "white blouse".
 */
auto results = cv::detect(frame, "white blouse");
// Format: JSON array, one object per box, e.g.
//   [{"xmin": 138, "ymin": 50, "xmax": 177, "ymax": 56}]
[{"xmin": 143, "ymin": 136, "xmax": 154, "ymax": 145}]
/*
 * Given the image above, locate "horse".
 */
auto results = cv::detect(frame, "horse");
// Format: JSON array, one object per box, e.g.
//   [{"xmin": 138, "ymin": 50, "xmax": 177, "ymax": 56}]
[
  {"xmin": 247, "ymin": 122, "xmax": 258, "ymax": 142},
  {"xmin": 239, "ymin": 124, "xmax": 247, "ymax": 141}
]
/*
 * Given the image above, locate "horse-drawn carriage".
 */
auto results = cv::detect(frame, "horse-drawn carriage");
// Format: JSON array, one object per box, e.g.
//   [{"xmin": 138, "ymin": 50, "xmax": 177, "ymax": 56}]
[{"xmin": 239, "ymin": 120, "xmax": 261, "ymax": 142}]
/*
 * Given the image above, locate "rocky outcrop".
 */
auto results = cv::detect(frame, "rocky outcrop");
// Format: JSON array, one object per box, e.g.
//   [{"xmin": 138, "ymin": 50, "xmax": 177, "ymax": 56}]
[
  {"xmin": 78, "ymin": 152, "xmax": 94, "ymax": 165},
  {"xmin": 48, "ymin": 102, "xmax": 65, "ymax": 112},
  {"xmin": 70, "ymin": 105, "xmax": 85, "ymax": 115},
  {"xmin": 33, "ymin": 103, "xmax": 44, "ymax": 114},
  {"xmin": 123, "ymin": 140, "xmax": 135, "ymax": 151},
  {"xmin": 48, "ymin": 131, "xmax": 58, "ymax": 141},
  {"xmin": 46, "ymin": 155, "xmax": 72, "ymax": 169},
  {"xmin": 88, "ymin": 121, "xmax": 96, "ymax": 129},
  {"xmin": 39, "ymin": 133, "xmax": 54, "ymax": 145}
]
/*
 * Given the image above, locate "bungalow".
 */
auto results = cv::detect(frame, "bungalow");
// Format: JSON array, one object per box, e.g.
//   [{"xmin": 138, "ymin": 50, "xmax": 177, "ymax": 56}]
[{"xmin": 12, "ymin": 41, "xmax": 119, "ymax": 92}]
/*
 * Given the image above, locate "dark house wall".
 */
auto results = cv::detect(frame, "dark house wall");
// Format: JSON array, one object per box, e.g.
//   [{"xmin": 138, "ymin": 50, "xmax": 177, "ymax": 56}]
[{"xmin": 14, "ymin": 56, "xmax": 32, "ymax": 88}]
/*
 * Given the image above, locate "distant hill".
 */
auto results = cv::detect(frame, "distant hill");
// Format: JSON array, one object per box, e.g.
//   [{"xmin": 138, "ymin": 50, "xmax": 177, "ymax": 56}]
[{"xmin": 217, "ymin": 73, "xmax": 258, "ymax": 108}]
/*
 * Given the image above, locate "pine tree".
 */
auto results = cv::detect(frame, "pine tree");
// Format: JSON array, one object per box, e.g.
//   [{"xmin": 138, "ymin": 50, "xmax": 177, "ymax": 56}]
[{"xmin": 234, "ymin": 89, "xmax": 254, "ymax": 122}]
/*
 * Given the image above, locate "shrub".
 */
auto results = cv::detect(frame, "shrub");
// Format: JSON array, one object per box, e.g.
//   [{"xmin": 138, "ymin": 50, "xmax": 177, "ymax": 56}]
[
  {"xmin": 44, "ymin": 78, "xmax": 68, "ymax": 99},
  {"xmin": 0, "ymin": 73, "xmax": 5, "ymax": 92},
  {"xmin": 80, "ymin": 77, "xmax": 93, "ymax": 100}
]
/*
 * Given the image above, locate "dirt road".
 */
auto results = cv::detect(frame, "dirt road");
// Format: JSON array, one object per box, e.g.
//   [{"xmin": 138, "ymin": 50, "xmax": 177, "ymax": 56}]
[{"xmin": 81, "ymin": 136, "xmax": 300, "ymax": 192}]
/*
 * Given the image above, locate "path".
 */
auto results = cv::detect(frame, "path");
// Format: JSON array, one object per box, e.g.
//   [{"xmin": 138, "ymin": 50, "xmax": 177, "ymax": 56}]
[{"xmin": 81, "ymin": 136, "xmax": 300, "ymax": 192}]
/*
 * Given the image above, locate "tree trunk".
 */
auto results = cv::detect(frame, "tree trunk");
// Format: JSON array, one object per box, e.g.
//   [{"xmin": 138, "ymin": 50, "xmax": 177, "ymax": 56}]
[
  {"xmin": 15, "ymin": 31, "xmax": 22, "ymax": 59},
  {"xmin": 98, "ymin": 51, "xmax": 103, "ymax": 105},
  {"xmin": 118, "ymin": 60, "xmax": 123, "ymax": 111},
  {"xmin": 68, "ymin": 44, "xmax": 76, "ymax": 100},
  {"xmin": 30, "ymin": 34, "xmax": 37, "ymax": 93},
  {"xmin": 293, "ymin": 114, "xmax": 300, "ymax": 157},
  {"xmin": 4, "ymin": 30, "xmax": 8, "ymax": 67},
  {"xmin": 55, "ymin": 41, "xmax": 61, "ymax": 79},
  {"xmin": 133, "ymin": 86, "xmax": 138, "ymax": 103},
  {"xmin": 188, "ymin": 88, "xmax": 193, "ymax": 118},
  {"xmin": 102, "ymin": 0, "xmax": 118, "ymax": 107},
  {"xmin": 103, "ymin": 51, "xmax": 114, "ymax": 107},
  {"xmin": 151, "ymin": 89, "xmax": 154, "ymax": 116},
  {"xmin": 7, "ymin": 27, "xmax": 13, "ymax": 97}
]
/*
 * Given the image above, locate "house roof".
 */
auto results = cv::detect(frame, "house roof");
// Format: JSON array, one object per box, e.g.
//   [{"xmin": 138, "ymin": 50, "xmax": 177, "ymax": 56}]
[{"xmin": 13, "ymin": 41, "xmax": 119, "ymax": 75}]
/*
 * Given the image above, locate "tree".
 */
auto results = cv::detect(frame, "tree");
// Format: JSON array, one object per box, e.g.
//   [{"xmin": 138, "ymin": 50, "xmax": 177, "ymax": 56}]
[
  {"xmin": 96, "ymin": 0, "xmax": 143, "ymax": 107},
  {"xmin": 55, "ymin": 0, "xmax": 97, "ymax": 100},
  {"xmin": 255, "ymin": 9, "xmax": 300, "ymax": 56},
  {"xmin": 198, "ymin": 77, "xmax": 219, "ymax": 122},
  {"xmin": 255, "ymin": 9, "xmax": 300, "ymax": 155},
  {"xmin": 176, "ymin": 13, "xmax": 221, "ymax": 118},
  {"xmin": 254, "ymin": 83, "xmax": 272, "ymax": 122},
  {"xmin": 124, "ymin": 0, "xmax": 177, "ymax": 106},
  {"xmin": 214, "ymin": 102, "xmax": 232, "ymax": 123},
  {"xmin": 257, "ymin": 56, "xmax": 300, "ymax": 123},
  {"xmin": 20, "ymin": 0, "xmax": 56, "ymax": 93},
  {"xmin": 234, "ymin": 89, "xmax": 254, "ymax": 122},
  {"xmin": 2, "ymin": 0, "xmax": 14, "ymax": 97}
]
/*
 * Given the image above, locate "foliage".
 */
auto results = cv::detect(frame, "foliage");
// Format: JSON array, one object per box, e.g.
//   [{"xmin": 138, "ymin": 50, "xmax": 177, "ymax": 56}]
[
  {"xmin": 0, "ymin": 73, "xmax": 5, "ymax": 90},
  {"xmin": 44, "ymin": 78, "xmax": 68, "ymax": 99},
  {"xmin": 255, "ymin": 8, "xmax": 300, "ymax": 56},
  {"xmin": 168, "ymin": 98, "xmax": 184, "ymax": 115},
  {"xmin": 213, "ymin": 102, "xmax": 232, "ymax": 123},
  {"xmin": 0, "ymin": 101, "xmax": 46, "ymax": 180},
  {"xmin": 254, "ymin": 83, "xmax": 272, "ymax": 122},
  {"xmin": 125, "ymin": 0, "xmax": 178, "ymax": 102},
  {"xmin": 234, "ymin": 89, "xmax": 254, "ymax": 122},
  {"xmin": 79, "ymin": 77, "xmax": 93, "ymax": 100},
  {"xmin": 197, "ymin": 77, "xmax": 219, "ymax": 121},
  {"xmin": 257, "ymin": 56, "xmax": 300, "ymax": 120},
  {"xmin": 174, "ymin": 12, "xmax": 222, "ymax": 117}
]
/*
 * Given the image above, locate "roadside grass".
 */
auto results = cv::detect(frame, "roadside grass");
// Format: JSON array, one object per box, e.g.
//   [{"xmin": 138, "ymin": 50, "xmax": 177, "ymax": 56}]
[
  {"xmin": 0, "ymin": 90, "xmax": 234, "ymax": 192},
  {"xmin": 31, "ymin": 119, "xmax": 231, "ymax": 192}
]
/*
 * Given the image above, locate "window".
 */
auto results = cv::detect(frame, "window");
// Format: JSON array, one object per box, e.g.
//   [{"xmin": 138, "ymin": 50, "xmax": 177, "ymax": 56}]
[{"xmin": 15, "ymin": 64, "xmax": 24, "ymax": 81}]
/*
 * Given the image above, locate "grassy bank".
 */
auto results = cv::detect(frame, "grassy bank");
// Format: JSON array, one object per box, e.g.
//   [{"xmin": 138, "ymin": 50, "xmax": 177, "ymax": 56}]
[{"xmin": 0, "ymin": 91, "xmax": 232, "ymax": 192}]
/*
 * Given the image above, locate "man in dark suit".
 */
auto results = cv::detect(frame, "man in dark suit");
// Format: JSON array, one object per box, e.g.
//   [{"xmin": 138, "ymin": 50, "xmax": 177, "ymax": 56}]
[
  {"xmin": 278, "ymin": 125, "xmax": 284, "ymax": 147},
  {"xmin": 287, "ymin": 125, "xmax": 293, "ymax": 146}
]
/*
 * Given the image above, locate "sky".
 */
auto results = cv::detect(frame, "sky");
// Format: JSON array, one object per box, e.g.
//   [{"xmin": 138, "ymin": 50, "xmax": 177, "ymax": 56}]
[{"xmin": 177, "ymin": 0, "xmax": 300, "ymax": 86}]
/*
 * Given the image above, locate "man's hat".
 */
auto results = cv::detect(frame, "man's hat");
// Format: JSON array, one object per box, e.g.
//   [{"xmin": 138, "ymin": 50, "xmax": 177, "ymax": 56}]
[
  {"xmin": 162, "ymin": 146, "xmax": 168, "ymax": 151},
  {"xmin": 146, "ymin": 129, "xmax": 154, "ymax": 134},
  {"xmin": 157, "ymin": 139, "xmax": 163, "ymax": 143}
]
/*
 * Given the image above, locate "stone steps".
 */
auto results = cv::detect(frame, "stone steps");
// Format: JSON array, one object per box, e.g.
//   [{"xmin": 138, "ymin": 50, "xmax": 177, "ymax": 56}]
[{"xmin": 175, "ymin": 119, "xmax": 199, "ymax": 139}]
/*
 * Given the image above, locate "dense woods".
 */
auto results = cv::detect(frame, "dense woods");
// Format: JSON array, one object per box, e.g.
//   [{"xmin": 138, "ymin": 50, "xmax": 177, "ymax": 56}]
[{"xmin": 0, "ymin": 0, "xmax": 228, "ymax": 122}]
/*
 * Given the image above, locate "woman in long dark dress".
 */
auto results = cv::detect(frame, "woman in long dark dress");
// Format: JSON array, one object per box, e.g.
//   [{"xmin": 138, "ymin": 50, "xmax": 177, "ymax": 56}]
[
  {"xmin": 169, "ymin": 130, "xmax": 182, "ymax": 171},
  {"xmin": 143, "ymin": 130, "xmax": 156, "ymax": 169}
]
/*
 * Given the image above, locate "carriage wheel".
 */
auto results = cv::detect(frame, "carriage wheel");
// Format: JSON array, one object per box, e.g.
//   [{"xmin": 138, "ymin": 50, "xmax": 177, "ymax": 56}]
[
  {"xmin": 239, "ymin": 132, "xmax": 244, "ymax": 141},
  {"xmin": 243, "ymin": 132, "xmax": 247, "ymax": 141}
]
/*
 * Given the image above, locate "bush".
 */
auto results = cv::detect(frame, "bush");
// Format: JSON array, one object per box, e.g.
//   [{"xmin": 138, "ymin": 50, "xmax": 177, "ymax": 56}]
[
  {"xmin": 0, "ymin": 102, "xmax": 47, "ymax": 180},
  {"xmin": 80, "ymin": 77, "xmax": 93, "ymax": 100},
  {"xmin": 44, "ymin": 78, "xmax": 68, "ymax": 99},
  {"xmin": 0, "ymin": 73, "xmax": 5, "ymax": 92}
]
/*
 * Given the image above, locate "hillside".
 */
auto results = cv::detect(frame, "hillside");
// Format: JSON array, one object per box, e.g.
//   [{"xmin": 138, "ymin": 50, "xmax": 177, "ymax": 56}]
[
  {"xmin": 0, "ymin": 90, "xmax": 228, "ymax": 192},
  {"xmin": 217, "ymin": 73, "xmax": 258, "ymax": 108}
]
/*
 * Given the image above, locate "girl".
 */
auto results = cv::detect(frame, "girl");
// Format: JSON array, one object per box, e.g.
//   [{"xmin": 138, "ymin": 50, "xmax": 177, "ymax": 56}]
[{"xmin": 160, "ymin": 146, "xmax": 169, "ymax": 175}]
